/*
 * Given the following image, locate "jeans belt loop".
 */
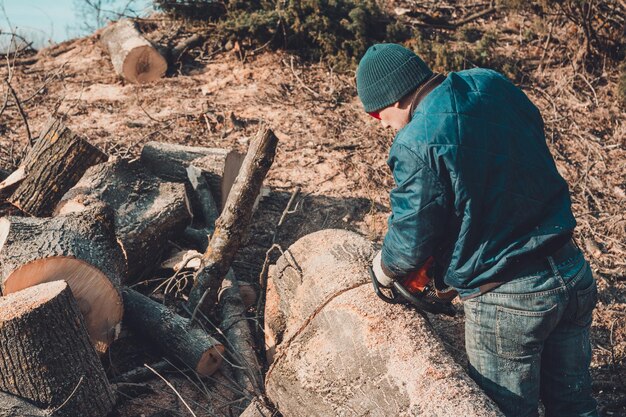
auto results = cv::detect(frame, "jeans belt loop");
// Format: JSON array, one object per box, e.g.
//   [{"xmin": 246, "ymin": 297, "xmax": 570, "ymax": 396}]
[{"xmin": 547, "ymin": 255, "xmax": 566, "ymax": 287}]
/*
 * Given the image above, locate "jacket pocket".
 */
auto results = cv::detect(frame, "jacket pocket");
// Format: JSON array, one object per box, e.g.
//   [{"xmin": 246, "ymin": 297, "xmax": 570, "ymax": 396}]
[
  {"xmin": 572, "ymin": 279, "xmax": 598, "ymax": 327},
  {"xmin": 496, "ymin": 303, "xmax": 558, "ymax": 358}
]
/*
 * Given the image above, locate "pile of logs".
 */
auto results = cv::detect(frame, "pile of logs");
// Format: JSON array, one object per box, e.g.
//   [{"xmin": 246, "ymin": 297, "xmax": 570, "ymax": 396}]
[{"xmin": 0, "ymin": 117, "xmax": 277, "ymax": 416}]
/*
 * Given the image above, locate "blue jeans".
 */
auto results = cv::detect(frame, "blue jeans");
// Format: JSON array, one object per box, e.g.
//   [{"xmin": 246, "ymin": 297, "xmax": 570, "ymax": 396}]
[{"xmin": 464, "ymin": 249, "xmax": 598, "ymax": 417}]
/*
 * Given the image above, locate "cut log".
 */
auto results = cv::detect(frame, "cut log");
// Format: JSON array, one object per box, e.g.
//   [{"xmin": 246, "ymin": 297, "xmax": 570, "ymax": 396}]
[
  {"xmin": 100, "ymin": 18, "xmax": 167, "ymax": 84},
  {"xmin": 264, "ymin": 229, "xmax": 503, "ymax": 417},
  {"xmin": 55, "ymin": 159, "xmax": 191, "ymax": 280},
  {"xmin": 140, "ymin": 141, "xmax": 244, "ymax": 209},
  {"xmin": 122, "ymin": 288, "xmax": 224, "ymax": 376},
  {"xmin": 0, "ymin": 204, "xmax": 125, "ymax": 353},
  {"xmin": 6, "ymin": 118, "xmax": 107, "ymax": 216},
  {"xmin": 187, "ymin": 128, "xmax": 278, "ymax": 317},
  {"xmin": 0, "ymin": 281, "xmax": 115, "ymax": 417},
  {"xmin": 218, "ymin": 270, "xmax": 262, "ymax": 404}
]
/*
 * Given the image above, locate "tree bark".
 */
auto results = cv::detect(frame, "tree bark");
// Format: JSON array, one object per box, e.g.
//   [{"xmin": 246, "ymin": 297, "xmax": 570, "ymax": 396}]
[
  {"xmin": 7, "ymin": 117, "xmax": 107, "ymax": 216},
  {"xmin": 187, "ymin": 164, "xmax": 219, "ymax": 228},
  {"xmin": 0, "ymin": 281, "xmax": 115, "ymax": 417},
  {"xmin": 264, "ymin": 229, "xmax": 503, "ymax": 417},
  {"xmin": 122, "ymin": 288, "xmax": 224, "ymax": 376},
  {"xmin": 55, "ymin": 159, "xmax": 191, "ymax": 280},
  {"xmin": 140, "ymin": 141, "xmax": 244, "ymax": 209},
  {"xmin": 0, "ymin": 204, "xmax": 125, "ymax": 354},
  {"xmin": 100, "ymin": 18, "xmax": 167, "ymax": 84},
  {"xmin": 187, "ymin": 128, "xmax": 278, "ymax": 317},
  {"xmin": 218, "ymin": 271, "xmax": 262, "ymax": 405}
]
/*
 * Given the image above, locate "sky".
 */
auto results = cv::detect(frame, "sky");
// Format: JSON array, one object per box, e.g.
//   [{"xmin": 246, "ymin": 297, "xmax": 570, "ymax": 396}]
[{"xmin": 1, "ymin": 0, "xmax": 153, "ymax": 51}]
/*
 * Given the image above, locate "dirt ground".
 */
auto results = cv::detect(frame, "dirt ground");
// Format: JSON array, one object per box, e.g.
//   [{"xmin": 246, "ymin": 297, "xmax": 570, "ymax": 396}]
[{"xmin": 0, "ymin": 5, "xmax": 624, "ymax": 417}]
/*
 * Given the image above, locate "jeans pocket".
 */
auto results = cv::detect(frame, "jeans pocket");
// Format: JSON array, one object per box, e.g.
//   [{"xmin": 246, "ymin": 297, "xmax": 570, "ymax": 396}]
[
  {"xmin": 573, "ymin": 279, "xmax": 598, "ymax": 327},
  {"xmin": 496, "ymin": 303, "xmax": 558, "ymax": 358}
]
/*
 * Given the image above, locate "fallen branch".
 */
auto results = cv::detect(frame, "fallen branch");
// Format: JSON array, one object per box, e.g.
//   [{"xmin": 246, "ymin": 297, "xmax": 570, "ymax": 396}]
[
  {"xmin": 122, "ymin": 288, "xmax": 224, "ymax": 376},
  {"xmin": 112, "ymin": 360, "xmax": 172, "ymax": 384},
  {"xmin": 219, "ymin": 270, "xmax": 263, "ymax": 406},
  {"xmin": 187, "ymin": 127, "xmax": 278, "ymax": 319},
  {"xmin": 409, "ymin": 5, "xmax": 500, "ymax": 30}
]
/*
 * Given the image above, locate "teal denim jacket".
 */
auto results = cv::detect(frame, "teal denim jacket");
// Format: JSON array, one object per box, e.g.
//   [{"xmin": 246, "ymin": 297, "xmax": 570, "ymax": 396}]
[{"xmin": 381, "ymin": 68, "xmax": 576, "ymax": 299}]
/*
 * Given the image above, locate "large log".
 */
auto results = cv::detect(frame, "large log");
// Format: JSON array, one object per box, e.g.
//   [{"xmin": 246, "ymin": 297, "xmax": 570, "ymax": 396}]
[
  {"xmin": 264, "ymin": 229, "xmax": 503, "ymax": 417},
  {"xmin": 55, "ymin": 159, "xmax": 191, "ymax": 280},
  {"xmin": 122, "ymin": 288, "xmax": 224, "ymax": 376},
  {"xmin": 0, "ymin": 281, "xmax": 115, "ymax": 417},
  {"xmin": 0, "ymin": 204, "xmax": 125, "ymax": 353},
  {"xmin": 140, "ymin": 141, "xmax": 244, "ymax": 209},
  {"xmin": 187, "ymin": 128, "xmax": 278, "ymax": 317},
  {"xmin": 5, "ymin": 118, "xmax": 107, "ymax": 216},
  {"xmin": 100, "ymin": 19, "xmax": 167, "ymax": 84}
]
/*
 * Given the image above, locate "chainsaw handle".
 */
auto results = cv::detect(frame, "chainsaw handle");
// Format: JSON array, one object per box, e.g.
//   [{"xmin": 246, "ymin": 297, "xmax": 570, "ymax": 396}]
[
  {"xmin": 369, "ymin": 267, "xmax": 400, "ymax": 304},
  {"xmin": 392, "ymin": 281, "xmax": 457, "ymax": 317}
]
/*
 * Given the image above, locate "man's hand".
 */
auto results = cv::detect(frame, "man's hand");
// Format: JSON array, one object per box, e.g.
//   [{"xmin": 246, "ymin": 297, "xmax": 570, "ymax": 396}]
[{"xmin": 372, "ymin": 250, "xmax": 394, "ymax": 287}]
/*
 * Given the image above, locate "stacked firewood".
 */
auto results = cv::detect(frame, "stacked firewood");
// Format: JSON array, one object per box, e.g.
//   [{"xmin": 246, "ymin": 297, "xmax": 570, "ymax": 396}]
[{"xmin": 0, "ymin": 117, "xmax": 277, "ymax": 416}]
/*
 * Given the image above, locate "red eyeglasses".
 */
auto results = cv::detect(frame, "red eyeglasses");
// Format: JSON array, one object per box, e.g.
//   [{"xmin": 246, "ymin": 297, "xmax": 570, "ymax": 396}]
[{"xmin": 368, "ymin": 111, "xmax": 381, "ymax": 120}]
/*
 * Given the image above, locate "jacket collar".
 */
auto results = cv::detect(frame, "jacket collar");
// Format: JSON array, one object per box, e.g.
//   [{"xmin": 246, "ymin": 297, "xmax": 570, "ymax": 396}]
[{"xmin": 409, "ymin": 73, "xmax": 446, "ymax": 118}]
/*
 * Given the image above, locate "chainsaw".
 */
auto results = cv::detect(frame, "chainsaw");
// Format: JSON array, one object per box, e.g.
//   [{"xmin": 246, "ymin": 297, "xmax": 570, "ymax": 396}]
[{"xmin": 369, "ymin": 257, "xmax": 457, "ymax": 317}]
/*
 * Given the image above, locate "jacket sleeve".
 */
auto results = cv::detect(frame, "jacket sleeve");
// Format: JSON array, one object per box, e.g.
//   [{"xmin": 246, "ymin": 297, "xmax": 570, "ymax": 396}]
[{"xmin": 381, "ymin": 143, "xmax": 450, "ymax": 279}]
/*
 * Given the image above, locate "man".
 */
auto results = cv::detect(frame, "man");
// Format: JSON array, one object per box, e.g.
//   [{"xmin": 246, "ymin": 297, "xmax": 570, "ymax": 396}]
[{"xmin": 359, "ymin": 43, "xmax": 598, "ymax": 417}]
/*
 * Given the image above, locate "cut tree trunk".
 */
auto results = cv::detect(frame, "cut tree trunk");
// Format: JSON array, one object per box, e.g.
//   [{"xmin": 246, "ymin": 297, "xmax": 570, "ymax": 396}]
[
  {"xmin": 140, "ymin": 141, "xmax": 244, "ymax": 209},
  {"xmin": 6, "ymin": 117, "xmax": 107, "ymax": 216},
  {"xmin": 122, "ymin": 288, "xmax": 224, "ymax": 376},
  {"xmin": 100, "ymin": 18, "xmax": 167, "ymax": 84},
  {"xmin": 264, "ymin": 229, "xmax": 503, "ymax": 417},
  {"xmin": 55, "ymin": 159, "xmax": 191, "ymax": 280},
  {"xmin": 0, "ymin": 203, "xmax": 125, "ymax": 353},
  {"xmin": 0, "ymin": 281, "xmax": 115, "ymax": 417},
  {"xmin": 218, "ymin": 271, "xmax": 262, "ymax": 404},
  {"xmin": 187, "ymin": 128, "xmax": 278, "ymax": 317}
]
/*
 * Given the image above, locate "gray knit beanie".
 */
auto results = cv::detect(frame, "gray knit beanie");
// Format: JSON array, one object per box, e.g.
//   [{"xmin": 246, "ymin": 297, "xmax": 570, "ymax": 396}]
[{"xmin": 356, "ymin": 43, "xmax": 433, "ymax": 112}]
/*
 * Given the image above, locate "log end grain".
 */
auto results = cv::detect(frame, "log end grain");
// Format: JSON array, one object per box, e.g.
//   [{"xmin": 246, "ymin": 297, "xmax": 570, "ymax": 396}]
[
  {"xmin": 197, "ymin": 344, "xmax": 226, "ymax": 376},
  {"xmin": 2, "ymin": 256, "xmax": 123, "ymax": 354},
  {"xmin": 0, "ymin": 279, "xmax": 67, "ymax": 321},
  {"xmin": 123, "ymin": 44, "xmax": 167, "ymax": 84}
]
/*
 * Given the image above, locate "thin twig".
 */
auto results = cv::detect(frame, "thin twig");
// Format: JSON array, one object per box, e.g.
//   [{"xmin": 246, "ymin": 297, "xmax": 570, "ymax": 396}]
[
  {"xmin": 145, "ymin": 364, "xmax": 198, "ymax": 417},
  {"xmin": 5, "ymin": 80, "xmax": 32, "ymax": 146},
  {"xmin": 50, "ymin": 376, "xmax": 84, "ymax": 413}
]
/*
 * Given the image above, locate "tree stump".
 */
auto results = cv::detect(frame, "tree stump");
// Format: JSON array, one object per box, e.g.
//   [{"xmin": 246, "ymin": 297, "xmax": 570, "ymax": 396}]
[
  {"xmin": 140, "ymin": 141, "xmax": 244, "ymax": 209},
  {"xmin": 100, "ymin": 18, "xmax": 167, "ymax": 83},
  {"xmin": 55, "ymin": 159, "xmax": 191, "ymax": 280},
  {"xmin": 264, "ymin": 229, "xmax": 503, "ymax": 417},
  {"xmin": 0, "ymin": 204, "xmax": 125, "ymax": 353},
  {"xmin": 122, "ymin": 288, "xmax": 224, "ymax": 376},
  {"xmin": 0, "ymin": 281, "xmax": 115, "ymax": 417},
  {"xmin": 6, "ymin": 117, "xmax": 107, "ymax": 217}
]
